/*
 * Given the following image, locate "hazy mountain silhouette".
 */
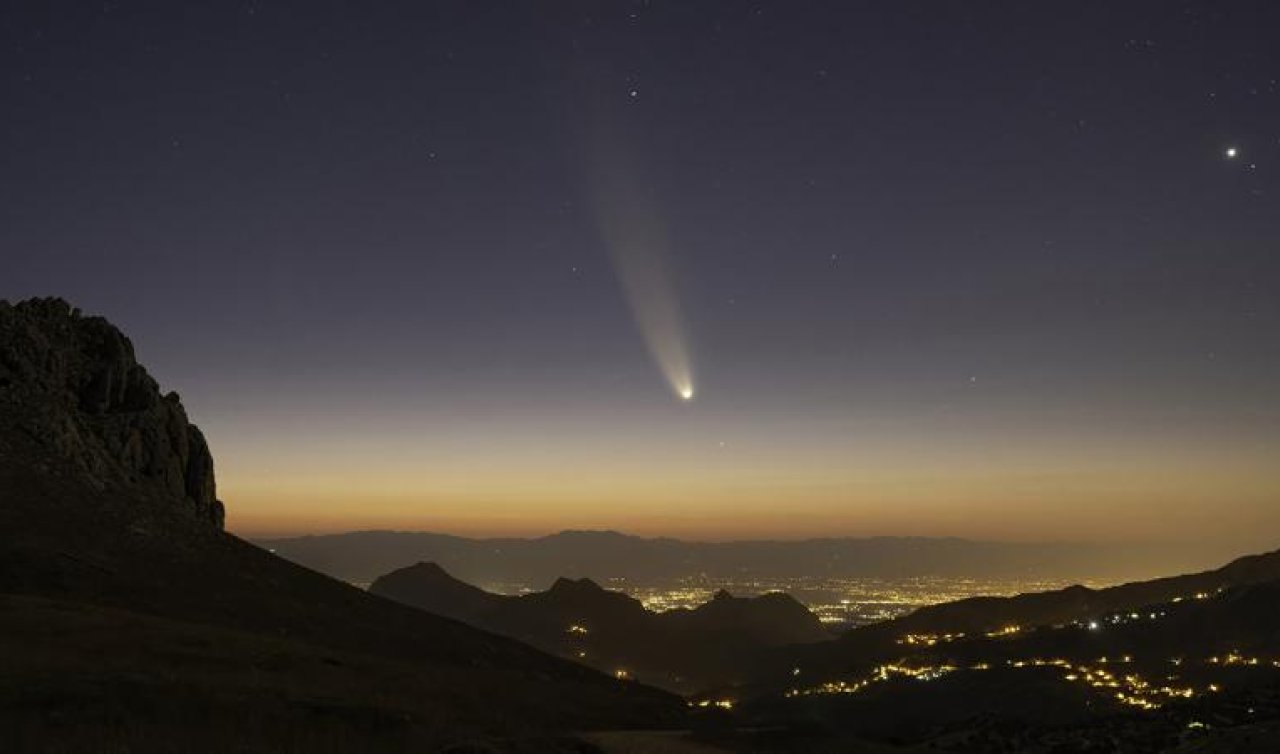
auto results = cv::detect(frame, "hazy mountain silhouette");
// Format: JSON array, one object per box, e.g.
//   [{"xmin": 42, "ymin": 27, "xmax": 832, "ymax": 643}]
[
  {"xmin": 259, "ymin": 528, "xmax": 1226, "ymax": 585},
  {"xmin": 371, "ymin": 561, "xmax": 829, "ymax": 693},
  {"xmin": 0, "ymin": 299, "xmax": 681, "ymax": 753}
]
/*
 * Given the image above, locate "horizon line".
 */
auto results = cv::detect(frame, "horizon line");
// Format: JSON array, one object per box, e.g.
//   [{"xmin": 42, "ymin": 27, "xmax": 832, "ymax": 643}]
[{"xmin": 241, "ymin": 526, "xmax": 1230, "ymax": 550}]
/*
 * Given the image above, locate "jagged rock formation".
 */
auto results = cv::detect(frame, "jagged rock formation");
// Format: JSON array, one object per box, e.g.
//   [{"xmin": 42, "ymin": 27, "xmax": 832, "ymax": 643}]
[{"xmin": 0, "ymin": 298, "xmax": 224, "ymax": 528}]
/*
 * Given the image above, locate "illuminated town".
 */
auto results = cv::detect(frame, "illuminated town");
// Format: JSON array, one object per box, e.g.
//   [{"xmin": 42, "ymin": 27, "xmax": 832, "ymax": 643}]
[{"xmin": 606, "ymin": 575, "xmax": 1095, "ymax": 625}]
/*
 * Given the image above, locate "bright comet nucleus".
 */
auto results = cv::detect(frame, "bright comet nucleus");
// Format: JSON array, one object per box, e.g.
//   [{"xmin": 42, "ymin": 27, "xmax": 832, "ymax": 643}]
[{"xmin": 680, "ymin": 387, "xmax": 694, "ymax": 401}]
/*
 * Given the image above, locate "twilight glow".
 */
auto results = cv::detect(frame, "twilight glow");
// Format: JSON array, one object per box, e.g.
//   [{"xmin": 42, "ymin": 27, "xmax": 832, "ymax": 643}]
[{"xmin": 3, "ymin": 4, "xmax": 1279, "ymax": 560}]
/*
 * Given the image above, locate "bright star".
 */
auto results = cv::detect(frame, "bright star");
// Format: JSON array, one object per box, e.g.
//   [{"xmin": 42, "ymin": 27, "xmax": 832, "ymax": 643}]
[{"xmin": 1225, "ymin": 147, "xmax": 1238, "ymax": 159}]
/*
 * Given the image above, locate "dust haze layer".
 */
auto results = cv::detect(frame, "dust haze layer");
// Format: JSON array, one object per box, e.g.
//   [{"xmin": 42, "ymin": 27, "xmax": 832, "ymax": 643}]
[{"xmin": 252, "ymin": 529, "xmax": 1248, "ymax": 587}]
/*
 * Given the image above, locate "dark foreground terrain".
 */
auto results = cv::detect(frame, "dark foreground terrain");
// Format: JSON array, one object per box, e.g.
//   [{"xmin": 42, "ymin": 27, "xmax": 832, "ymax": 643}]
[{"xmin": 0, "ymin": 299, "xmax": 681, "ymax": 753}]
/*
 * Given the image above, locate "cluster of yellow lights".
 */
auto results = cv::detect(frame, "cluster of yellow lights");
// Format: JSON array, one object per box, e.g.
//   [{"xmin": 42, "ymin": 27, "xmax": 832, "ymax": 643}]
[
  {"xmin": 636, "ymin": 587, "xmax": 717, "ymax": 612},
  {"xmin": 896, "ymin": 624, "xmax": 1026, "ymax": 648},
  {"xmin": 783, "ymin": 654, "xmax": 1260, "ymax": 711},
  {"xmin": 985, "ymin": 624, "xmax": 1023, "ymax": 638},
  {"xmin": 690, "ymin": 699, "xmax": 735, "ymax": 710},
  {"xmin": 614, "ymin": 669, "xmax": 631, "ymax": 680},
  {"xmin": 786, "ymin": 662, "xmax": 961, "ymax": 698},
  {"xmin": 566, "ymin": 624, "xmax": 589, "ymax": 635},
  {"xmin": 898, "ymin": 631, "xmax": 966, "ymax": 647},
  {"xmin": 1208, "ymin": 651, "xmax": 1262, "ymax": 666},
  {"xmin": 1057, "ymin": 658, "xmax": 1197, "ymax": 710}
]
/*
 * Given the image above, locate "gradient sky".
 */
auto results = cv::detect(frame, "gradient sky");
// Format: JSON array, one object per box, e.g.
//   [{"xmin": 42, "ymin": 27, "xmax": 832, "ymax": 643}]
[{"xmin": 3, "ymin": 2, "xmax": 1279, "ymax": 547}]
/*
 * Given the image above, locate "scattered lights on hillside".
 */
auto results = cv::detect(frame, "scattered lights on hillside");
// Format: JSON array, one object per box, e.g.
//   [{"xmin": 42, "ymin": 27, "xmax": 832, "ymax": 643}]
[
  {"xmin": 785, "ymin": 662, "xmax": 963, "ymax": 698},
  {"xmin": 782, "ymin": 654, "xmax": 1265, "ymax": 711}
]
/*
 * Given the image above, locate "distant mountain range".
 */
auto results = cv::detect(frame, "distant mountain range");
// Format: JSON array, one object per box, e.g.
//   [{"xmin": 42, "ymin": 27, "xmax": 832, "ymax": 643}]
[
  {"xmin": 371, "ymin": 562, "xmax": 830, "ymax": 693},
  {"xmin": 255, "ymin": 528, "xmax": 1229, "ymax": 586}
]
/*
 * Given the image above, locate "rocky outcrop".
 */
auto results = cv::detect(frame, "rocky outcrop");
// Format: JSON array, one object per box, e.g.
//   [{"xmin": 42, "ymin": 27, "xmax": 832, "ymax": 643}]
[{"xmin": 0, "ymin": 297, "xmax": 224, "ymax": 528}]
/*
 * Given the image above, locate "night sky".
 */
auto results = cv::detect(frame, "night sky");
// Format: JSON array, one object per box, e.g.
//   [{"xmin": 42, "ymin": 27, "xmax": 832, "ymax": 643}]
[{"xmin": 3, "ymin": 2, "xmax": 1279, "ymax": 547}]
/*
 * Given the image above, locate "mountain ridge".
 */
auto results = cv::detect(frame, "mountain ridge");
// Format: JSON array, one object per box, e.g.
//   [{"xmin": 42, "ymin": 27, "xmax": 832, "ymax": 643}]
[{"xmin": 370, "ymin": 560, "xmax": 830, "ymax": 693}]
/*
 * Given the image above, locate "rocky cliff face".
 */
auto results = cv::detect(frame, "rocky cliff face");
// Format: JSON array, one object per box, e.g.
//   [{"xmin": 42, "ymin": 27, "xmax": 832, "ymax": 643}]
[{"xmin": 0, "ymin": 298, "xmax": 224, "ymax": 528}]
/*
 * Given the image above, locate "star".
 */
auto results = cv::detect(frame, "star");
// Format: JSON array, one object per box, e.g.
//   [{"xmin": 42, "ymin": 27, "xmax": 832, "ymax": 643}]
[{"xmin": 1225, "ymin": 147, "xmax": 1238, "ymax": 159}]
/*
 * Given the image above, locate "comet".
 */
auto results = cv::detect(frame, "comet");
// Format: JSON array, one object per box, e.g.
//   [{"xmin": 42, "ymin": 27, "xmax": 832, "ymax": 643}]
[{"xmin": 587, "ymin": 131, "xmax": 695, "ymax": 402}]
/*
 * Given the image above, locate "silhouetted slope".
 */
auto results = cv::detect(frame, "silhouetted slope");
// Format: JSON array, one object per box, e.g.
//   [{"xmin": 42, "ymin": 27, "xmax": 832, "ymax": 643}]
[
  {"xmin": 371, "ymin": 562, "xmax": 829, "ymax": 693},
  {"xmin": 0, "ymin": 299, "xmax": 682, "ymax": 751},
  {"xmin": 881, "ymin": 547, "xmax": 1280, "ymax": 637}
]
